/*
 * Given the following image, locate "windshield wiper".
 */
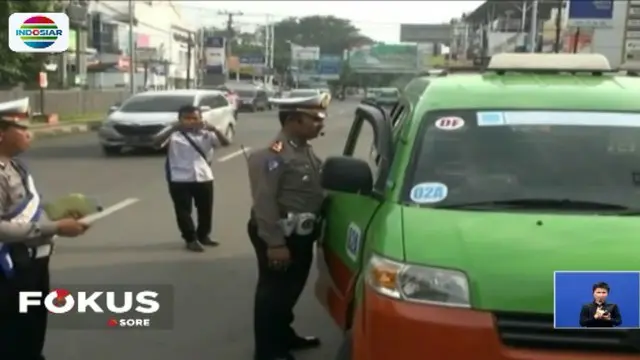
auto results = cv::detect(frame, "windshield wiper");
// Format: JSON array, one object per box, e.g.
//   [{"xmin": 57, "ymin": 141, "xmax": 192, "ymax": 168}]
[{"xmin": 438, "ymin": 198, "xmax": 631, "ymax": 211}]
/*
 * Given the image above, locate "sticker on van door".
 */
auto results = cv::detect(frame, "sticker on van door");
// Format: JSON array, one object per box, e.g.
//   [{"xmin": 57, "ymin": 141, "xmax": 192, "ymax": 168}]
[
  {"xmin": 435, "ymin": 116, "xmax": 465, "ymax": 130},
  {"xmin": 409, "ymin": 182, "xmax": 448, "ymax": 203},
  {"xmin": 346, "ymin": 223, "xmax": 361, "ymax": 261}
]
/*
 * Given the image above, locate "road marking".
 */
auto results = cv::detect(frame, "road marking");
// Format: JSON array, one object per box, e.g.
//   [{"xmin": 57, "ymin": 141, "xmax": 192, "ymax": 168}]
[
  {"xmin": 218, "ymin": 148, "xmax": 251, "ymax": 162},
  {"xmin": 81, "ymin": 198, "xmax": 140, "ymax": 224}
]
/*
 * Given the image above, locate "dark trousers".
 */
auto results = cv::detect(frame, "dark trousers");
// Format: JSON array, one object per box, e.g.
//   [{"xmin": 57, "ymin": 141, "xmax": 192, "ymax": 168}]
[
  {"xmin": 247, "ymin": 220, "xmax": 315, "ymax": 357},
  {"xmin": 168, "ymin": 181, "xmax": 214, "ymax": 243},
  {"xmin": 0, "ymin": 257, "xmax": 49, "ymax": 360}
]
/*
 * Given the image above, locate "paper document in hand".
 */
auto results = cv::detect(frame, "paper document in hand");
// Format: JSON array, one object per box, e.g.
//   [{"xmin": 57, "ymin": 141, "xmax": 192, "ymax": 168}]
[
  {"xmin": 43, "ymin": 194, "xmax": 101, "ymax": 221},
  {"xmin": 80, "ymin": 198, "xmax": 140, "ymax": 225}
]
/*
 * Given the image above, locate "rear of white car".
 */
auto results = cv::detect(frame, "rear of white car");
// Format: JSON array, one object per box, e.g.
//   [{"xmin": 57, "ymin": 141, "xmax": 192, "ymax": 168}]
[{"xmin": 97, "ymin": 90, "xmax": 236, "ymax": 156}]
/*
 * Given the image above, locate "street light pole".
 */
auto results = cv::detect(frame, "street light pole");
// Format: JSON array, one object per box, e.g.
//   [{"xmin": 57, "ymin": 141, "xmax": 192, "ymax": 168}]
[
  {"xmin": 128, "ymin": 0, "xmax": 136, "ymax": 93},
  {"xmin": 529, "ymin": 0, "xmax": 539, "ymax": 52}
]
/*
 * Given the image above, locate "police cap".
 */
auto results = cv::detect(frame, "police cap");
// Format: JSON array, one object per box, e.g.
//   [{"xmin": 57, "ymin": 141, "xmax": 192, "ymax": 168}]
[
  {"xmin": 0, "ymin": 113, "xmax": 29, "ymax": 130},
  {"xmin": 272, "ymin": 94, "xmax": 329, "ymax": 122}
]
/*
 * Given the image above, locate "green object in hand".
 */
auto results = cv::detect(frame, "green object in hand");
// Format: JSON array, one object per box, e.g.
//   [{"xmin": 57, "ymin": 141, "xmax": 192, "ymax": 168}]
[{"xmin": 42, "ymin": 193, "xmax": 102, "ymax": 221}]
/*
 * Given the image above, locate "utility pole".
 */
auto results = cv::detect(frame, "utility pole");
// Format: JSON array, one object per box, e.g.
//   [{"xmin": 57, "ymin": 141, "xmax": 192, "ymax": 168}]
[
  {"xmin": 553, "ymin": 0, "xmax": 564, "ymax": 53},
  {"xmin": 269, "ymin": 22, "xmax": 275, "ymax": 86},
  {"xmin": 128, "ymin": 0, "xmax": 136, "ymax": 93},
  {"xmin": 264, "ymin": 15, "xmax": 270, "ymax": 84},
  {"xmin": 186, "ymin": 33, "xmax": 193, "ymax": 88},
  {"xmin": 218, "ymin": 10, "xmax": 243, "ymax": 82},
  {"xmin": 528, "ymin": 0, "xmax": 539, "ymax": 53}
]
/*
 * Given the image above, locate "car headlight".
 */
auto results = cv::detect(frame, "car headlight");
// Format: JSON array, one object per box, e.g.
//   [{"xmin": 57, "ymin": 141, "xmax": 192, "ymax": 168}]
[
  {"xmin": 365, "ymin": 254, "xmax": 470, "ymax": 308},
  {"xmin": 100, "ymin": 120, "xmax": 115, "ymax": 129}
]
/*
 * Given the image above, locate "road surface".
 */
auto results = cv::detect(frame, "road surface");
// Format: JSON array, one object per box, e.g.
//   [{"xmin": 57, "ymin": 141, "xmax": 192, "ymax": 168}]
[{"xmin": 25, "ymin": 100, "xmax": 370, "ymax": 360}]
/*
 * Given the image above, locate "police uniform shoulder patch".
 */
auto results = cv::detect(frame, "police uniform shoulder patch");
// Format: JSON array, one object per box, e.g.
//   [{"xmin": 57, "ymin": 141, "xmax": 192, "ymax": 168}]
[{"xmin": 270, "ymin": 141, "xmax": 283, "ymax": 153}]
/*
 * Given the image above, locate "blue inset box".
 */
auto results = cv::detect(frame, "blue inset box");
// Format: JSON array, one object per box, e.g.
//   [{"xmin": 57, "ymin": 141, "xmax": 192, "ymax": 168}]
[{"xmin": 554, "ymin": 271, "xmax": 640, "ymax": 329}]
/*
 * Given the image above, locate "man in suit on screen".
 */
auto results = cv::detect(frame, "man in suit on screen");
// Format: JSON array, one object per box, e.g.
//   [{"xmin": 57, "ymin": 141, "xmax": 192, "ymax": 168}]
[{"xmin": 579, "ymin": 282, "xmax": 622, "ymax": 327}]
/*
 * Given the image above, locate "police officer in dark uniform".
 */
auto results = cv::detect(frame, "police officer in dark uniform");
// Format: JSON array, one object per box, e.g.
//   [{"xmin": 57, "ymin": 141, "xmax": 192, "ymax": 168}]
[
  {"xmin": 0, "ymin": 115, "xmax": 90, "ymax": 360},
  {"xmin": 247, "ymin": 94, "xmax": 328, "ymax": 360}
]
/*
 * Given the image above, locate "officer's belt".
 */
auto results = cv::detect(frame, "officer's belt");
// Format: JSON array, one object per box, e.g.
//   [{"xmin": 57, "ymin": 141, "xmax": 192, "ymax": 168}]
[
  {"xmin": 0, "ymin": 243, "xmax": 52, "ymax": 278},
  {"xmin": 28, "ymin": 244, "xmax": 53, "ymax": 259},
  {"xmin": 249, "ymin": 210, "xmax": 321, "ymax": 237},
  {"xmin": 278, "ymin": 212, "xmax": 321, "ymax": 237}
]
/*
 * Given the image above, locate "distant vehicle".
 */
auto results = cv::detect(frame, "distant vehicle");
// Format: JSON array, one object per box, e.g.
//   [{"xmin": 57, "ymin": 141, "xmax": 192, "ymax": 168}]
[
  {"xmin": 318, "ymin": 88, "xmax": 331, "ymax": 96},
  {"xmin": 364, "ymin": 88, "xmax": 381, "ymax": 100},
  {"xmin": 289, "ymin": 89, "xmax": 323, "ymax": 98},
  {"xmin": 233, "ymin": 87, "xmax": 271, "ymax": 112},
  {"xmin": 375, "ymin": 88, "xmax": 400, "ymax": 106},
  {"xmin": 363, "ymin": 87, "xmax": 399, "ymax": 107},
  {"xmin": 97, "ymin": 89, "xmax": 236, "ymax": 156},
  {"xmin": 213, "ymin": 85, "xmax": 240, "ymax": 118}
]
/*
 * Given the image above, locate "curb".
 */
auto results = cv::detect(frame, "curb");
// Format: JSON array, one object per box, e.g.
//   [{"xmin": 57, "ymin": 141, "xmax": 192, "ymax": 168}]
[{"xmin": 31, "ymin": 119, "xmax": 102, "ymax": 139}]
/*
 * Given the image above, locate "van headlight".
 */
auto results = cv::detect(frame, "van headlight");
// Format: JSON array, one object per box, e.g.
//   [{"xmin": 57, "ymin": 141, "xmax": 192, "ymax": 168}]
[{"xmin": 365, "ymin": 254, "xmax": 470, "ymax": 308}]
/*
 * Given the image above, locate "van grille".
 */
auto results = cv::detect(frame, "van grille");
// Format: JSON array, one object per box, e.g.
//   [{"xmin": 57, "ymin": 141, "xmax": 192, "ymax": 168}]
[
  {"xmin": 494, "ymin": 312, "xmax": 639, "ymax": 354},
  {"xmin": 114, "ymin": 124, "xmax": 165, "ymax": 136}
]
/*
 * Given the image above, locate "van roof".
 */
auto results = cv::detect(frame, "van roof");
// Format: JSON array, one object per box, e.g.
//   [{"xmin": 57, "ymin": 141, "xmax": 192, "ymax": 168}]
[{"xmin": 415, "ymin": 73, "xmax": 640, "ymax": 115}]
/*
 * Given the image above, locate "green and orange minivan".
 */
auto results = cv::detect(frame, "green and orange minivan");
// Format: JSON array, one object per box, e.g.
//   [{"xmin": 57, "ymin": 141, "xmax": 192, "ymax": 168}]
[{"xmin": 315, "ymin": 53, "xmax": 640, "ymax": 360}]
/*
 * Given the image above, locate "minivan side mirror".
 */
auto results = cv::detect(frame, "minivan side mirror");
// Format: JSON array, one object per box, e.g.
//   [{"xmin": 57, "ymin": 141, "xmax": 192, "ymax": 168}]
[
  {"xmin": 200, "ymin": 105, "xmax": 212, "ymax": 112},
  {"xmin": 321, "ymin": 156, "xmax": 373, "ymax": 195}
]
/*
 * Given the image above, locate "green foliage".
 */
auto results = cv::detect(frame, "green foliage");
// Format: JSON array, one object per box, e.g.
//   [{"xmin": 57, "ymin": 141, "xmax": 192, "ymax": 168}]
[
  {"xmin": 271, "ymin": 16, "xmax": 373, "ymax": 74},
  {"xmin": 0, "ymin": 1, "xmax": 56, "ymax": 87}
]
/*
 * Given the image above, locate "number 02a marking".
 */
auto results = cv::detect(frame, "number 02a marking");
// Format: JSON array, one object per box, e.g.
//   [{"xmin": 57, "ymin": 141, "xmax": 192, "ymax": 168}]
[{"xmin": 345, "ymin": 223, "xmax": 361, "ymax": 261}]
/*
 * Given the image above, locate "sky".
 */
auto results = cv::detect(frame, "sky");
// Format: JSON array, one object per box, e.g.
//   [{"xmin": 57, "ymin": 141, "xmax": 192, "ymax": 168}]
[{"xmin": 178, "ymin": 1, "xmax": 484, "ymax": 43}]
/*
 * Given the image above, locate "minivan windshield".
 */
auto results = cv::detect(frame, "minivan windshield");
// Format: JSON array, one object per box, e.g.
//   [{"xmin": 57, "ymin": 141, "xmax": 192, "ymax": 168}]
[
  {"xmin": 119, "ymin": 95, "xmax": 194, "ymax": 113},
  {"xmin": 404, "ymin": 110, "xmax": 640, "ymax": 212}
]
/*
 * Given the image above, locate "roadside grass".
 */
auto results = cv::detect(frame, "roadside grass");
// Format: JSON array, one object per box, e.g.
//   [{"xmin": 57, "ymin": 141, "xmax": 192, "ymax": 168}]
[{"xmin": 58, "ymin": 112, "xmax": 104, "ymax": 122}]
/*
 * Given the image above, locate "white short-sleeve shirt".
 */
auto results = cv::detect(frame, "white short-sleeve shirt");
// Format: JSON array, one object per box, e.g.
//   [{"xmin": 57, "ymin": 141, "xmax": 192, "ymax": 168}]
[{"xmin": 167, "ymin": 130, "xmax": 218, "ymax": 182}]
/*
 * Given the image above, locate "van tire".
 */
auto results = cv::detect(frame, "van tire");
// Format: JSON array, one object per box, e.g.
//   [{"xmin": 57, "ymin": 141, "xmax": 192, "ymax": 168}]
[
  {"xmin": 101, "ymin": 145, "xmax": 122, "ymax": 156},
  {"xmin": 335, "ymin": 330, "xmax": 353, "ymax": 360}
]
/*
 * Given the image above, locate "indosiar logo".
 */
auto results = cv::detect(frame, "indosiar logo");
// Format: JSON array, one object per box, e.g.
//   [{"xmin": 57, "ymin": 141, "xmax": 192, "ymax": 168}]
[{"xmin": 9, "ymin": 13, "xmax": 69, "ymax": 53}]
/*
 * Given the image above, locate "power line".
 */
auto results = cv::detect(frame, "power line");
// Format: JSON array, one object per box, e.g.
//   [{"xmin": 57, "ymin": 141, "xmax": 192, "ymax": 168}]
[{"xmin": 177, "ymin": 5, "xmax": 442, "ymax": 27}]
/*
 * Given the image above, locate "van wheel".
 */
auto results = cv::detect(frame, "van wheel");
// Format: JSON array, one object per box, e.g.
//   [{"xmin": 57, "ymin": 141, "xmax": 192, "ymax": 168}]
[
  {"xmin": 101, "ymin": 145, "xmax": 122, "ymax": 156},
  {"xmin": 335, "ymin": 330, "xmax": 353, "ymax": 360}
]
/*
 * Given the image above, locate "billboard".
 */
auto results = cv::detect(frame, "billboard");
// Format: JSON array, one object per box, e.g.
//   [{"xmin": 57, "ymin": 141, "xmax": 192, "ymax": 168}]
[
  {"xmin": 237, "ymin": 55, "xmax": 266, "ymax": 76},
  {"xmin": 348, "ymin": 43, "xmax": 418, "ymax": 73},
  {"xmin": 400, "ymin": 24, "xmax": 452, "ymax": 44},
  {"xmin": 567, "ymin": 0, "xmax": 614, "ymax": 28},
  {"xmin": 316, "ymin": 54, "xmax": 342, "ymax": 80},
  {"xmin": 623, "ymin": 1, "xmax": 640, "ymax": 68},
  {"xmin": 291, "ymin": 45, "xmax": 320, "ymax": 61},
  {"xmin": 291, "ymin": 45, "xmax": 320, "ymax": 81},
  {"xmin": 204, "ymin": 36, "xmax": 225, "ymax": 74}
]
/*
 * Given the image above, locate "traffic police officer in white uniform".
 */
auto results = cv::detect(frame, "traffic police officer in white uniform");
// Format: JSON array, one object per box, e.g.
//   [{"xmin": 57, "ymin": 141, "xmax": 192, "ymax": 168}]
[
  {"xmin": 247, "ymin": 94, "xmax": 328, "ymax": 360},
  {"xmin": 0, "ymin": 115, "xmax": 90, "ymax": 360}
]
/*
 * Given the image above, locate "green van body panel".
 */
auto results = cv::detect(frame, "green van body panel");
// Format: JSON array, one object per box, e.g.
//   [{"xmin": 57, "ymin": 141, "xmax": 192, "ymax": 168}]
[{"xmin": 320, "ymin": 71, "xmax": 640, "ymax": 318}]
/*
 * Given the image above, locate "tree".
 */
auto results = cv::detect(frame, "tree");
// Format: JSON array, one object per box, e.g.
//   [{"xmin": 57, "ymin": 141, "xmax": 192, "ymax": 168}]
[
  {"xmin": 0, "ymin": 1, "xmax": 58, "ymax": 87},
  {"xmin": 270, "ymin": 16, "xmax": 373, "ymax": 74}
]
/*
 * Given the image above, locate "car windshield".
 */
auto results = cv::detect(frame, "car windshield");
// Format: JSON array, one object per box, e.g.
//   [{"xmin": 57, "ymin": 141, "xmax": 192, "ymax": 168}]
[
  {"xmin": 404, "ymin": 110, "xmax": 640, "ymax": 212},
  {"xmin": 118, "ymin": 95, "xmax": 194, "ymax": 112},
  {"xmin": 290, "ymin": 90, "xmax": 318, "ymax": 97}
]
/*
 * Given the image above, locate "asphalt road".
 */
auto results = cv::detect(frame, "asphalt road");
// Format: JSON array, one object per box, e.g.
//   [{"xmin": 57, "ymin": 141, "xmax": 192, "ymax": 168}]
[{"xmin": 24, "ymin": 100, "xmax": 368, "ymax": 360}]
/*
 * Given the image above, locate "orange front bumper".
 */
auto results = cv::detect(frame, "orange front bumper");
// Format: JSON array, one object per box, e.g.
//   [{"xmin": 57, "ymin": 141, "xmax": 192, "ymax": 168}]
[{"xmin": 352, "ymin": 287, "xmax": 638, "ymax": 360}]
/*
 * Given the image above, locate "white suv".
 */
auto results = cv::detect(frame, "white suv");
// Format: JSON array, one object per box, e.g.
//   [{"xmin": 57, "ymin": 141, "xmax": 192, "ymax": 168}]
[{"xmin": 98, "ymin": 90, "xmax": 237, "ymax": 156}]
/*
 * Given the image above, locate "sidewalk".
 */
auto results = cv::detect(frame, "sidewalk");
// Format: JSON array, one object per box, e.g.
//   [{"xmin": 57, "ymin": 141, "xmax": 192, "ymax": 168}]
[{"xmin": 28, "ymin": 119, "xmax": 103, "ymax": 139}]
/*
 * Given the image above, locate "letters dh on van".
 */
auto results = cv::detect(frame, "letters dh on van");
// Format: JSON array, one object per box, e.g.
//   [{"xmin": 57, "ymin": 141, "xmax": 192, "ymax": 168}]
[{"xmin": 21, "ymin": 284, "xmax": 174, "ymax": 330}]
